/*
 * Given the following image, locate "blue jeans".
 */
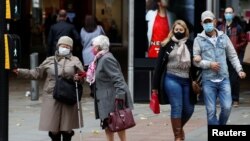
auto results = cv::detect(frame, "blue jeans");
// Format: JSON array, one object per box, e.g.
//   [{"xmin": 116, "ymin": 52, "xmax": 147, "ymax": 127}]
[
  {"xmin": 202, "ymin": 78, "xmax": 232, "ymax": 125},
  {"xmin": 164, "ymin": 73, "xmax": 194, "ymax": 119}
]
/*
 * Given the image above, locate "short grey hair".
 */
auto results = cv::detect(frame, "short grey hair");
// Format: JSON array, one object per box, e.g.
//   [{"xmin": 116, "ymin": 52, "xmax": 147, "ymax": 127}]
[{"xmin": 92, "ymin": 35, "xmax": 110, "ymax": 51}]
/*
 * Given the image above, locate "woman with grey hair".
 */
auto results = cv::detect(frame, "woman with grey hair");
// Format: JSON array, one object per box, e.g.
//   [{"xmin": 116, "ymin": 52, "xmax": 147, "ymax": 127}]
[{"xmin": 86, "ymin": 35, "xmax": 134, "ymax": 141}]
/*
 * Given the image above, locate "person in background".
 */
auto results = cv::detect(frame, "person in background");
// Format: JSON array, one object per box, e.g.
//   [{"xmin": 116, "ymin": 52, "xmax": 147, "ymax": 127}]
[
  {"xmin": 86, "ymin": 35, "xmax": 133, "ymax": 141},
  {"xmin": 152, "ymin": 20, "xmax": 198, "ymax": 141},
  {"xmin": 217, "ymin": 6, "xmax": 248, "ymax": 107},
  {"xmin": 80, "ymin": 15, "xmax": 105, "ymax": 97},
  {"xmin": 47, "ymin": 9, "xmax": 80, "ymax": 58},
  {"xmin": 193, "ymin": 10, "xmax": 246, "ymax": 125},
  {"xmin": 13, "ymin": 36, "xmax": 84, "ymax": 141},
  {"xmin": 146, "ymin": 0, "xmax": 176, "ymax": 58}
]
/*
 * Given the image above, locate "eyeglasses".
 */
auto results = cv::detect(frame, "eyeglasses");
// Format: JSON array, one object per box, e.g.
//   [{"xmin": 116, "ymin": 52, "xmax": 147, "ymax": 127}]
[{"xmin": 225, "ymin": 12, "xmax": 233, "ymax": 14}]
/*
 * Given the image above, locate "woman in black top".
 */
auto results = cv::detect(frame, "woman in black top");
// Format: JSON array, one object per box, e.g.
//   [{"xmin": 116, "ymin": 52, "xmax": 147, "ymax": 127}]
[{"xmin": 152, "ymin": 19, "xmax": 198, "ymax": 141}]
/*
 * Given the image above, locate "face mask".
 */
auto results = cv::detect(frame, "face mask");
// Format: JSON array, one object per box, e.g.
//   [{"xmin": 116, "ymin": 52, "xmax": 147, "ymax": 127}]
[
  {"xmin": 203, "ymin": 23, "xmax": 214, "ymax": 33},
  {"xmin": 58, "ymin": 47, "xmax": 70, "ymax": 56},
  {"xmin": 92, "ymin": 47, "xmax": 98, "ymax": 55},
  {"xmin": 224, "ymin": 13, "xmax": 233, "ymax": 21},
  {"xmin": 173, "ymin": 32, "xmax": 185, "ymax": 40}
]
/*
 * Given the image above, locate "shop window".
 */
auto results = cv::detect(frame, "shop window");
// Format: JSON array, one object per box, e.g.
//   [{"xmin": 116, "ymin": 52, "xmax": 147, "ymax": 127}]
[{"xmin": 95, "ymin": 0, "xmax": 122, "ymax": 44}]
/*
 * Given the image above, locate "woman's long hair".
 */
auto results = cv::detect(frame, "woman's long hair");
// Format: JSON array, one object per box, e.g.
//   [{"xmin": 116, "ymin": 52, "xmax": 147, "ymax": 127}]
[
  {"xmin": 84, "ymin": 15, "xmax": 97, "ymax": 33},
  {"xmin": 161, "ymin": 19, "xmax": 189, "ymax": 46}
]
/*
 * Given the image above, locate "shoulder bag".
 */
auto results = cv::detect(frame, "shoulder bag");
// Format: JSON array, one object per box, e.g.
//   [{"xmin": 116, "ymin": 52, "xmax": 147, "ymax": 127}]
[{"xmin": 53, "ymin": 59, "xmax": 83, "ymax": 105}]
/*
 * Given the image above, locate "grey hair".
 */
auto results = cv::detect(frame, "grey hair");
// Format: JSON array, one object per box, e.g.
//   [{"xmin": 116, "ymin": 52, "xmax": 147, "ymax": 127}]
[{"xmin": 92, "ymin": 35, "xmax": 110, "ymax": 51}]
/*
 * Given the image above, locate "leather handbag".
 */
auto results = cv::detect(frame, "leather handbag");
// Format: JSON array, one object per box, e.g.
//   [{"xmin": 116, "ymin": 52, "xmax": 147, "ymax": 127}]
[
  {"xmin": 53, "ymin": 59, "xmax": 83, "ymax": 105},
  {"xmin": 108, "ymin": 99, "xmax": 136, "ymax": 132},
  {"xmin": 192, "ymin": 70, "xmax": 202, "ymax": 96},
  {"xmin": 192, "ymin": 81, "xmax": 201, "ymax": 96},
  {"xmin": 149, "ymin": 91, "xmax": 160, "ymax": 114}
]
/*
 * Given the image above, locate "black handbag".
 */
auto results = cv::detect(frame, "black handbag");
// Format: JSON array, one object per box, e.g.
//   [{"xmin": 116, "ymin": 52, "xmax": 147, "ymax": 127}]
[
  {"xmin": 108, "ymin": 99, "xmax": 136, "ymax": 132},
  {"xmin": 53, "ymin": 59, "xmax": 83, "ymax": 105}
]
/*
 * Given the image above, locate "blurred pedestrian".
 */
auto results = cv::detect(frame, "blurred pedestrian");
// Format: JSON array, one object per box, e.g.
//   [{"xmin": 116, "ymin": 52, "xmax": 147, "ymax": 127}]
[
  {"xmin": 152, "ymin": 20, "xmax": 198, "ymax": 141},
  {"xmin": 80, "ymin": 15, "xmax": 105, "ymax": 97},
  {"xmin": 193, "ymin": 10, "xmax": 246, "ymax": 125},
  {"xmin": 86, "ymin": 35, "xmax": 133, "ymax": 141},
  {"xmin": 13, "ymin": 36, "xmax": 84, "ymax": 141},
  {"xmin": 47, "ymin": 9, "xmax": 81, "ymax": 57},
  {"xmin": 217, "ymin": 6, "xmax": 248, "ymax": 107},
  {"xmin": 146, "ymin": 0, "xmax": 176, "ymax": 58}
]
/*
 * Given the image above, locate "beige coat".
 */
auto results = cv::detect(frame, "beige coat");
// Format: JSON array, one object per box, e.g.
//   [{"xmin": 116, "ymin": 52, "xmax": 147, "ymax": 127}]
[{"xmin": 17, "ymin": 53, "xmax": 84, "ymax": 132}]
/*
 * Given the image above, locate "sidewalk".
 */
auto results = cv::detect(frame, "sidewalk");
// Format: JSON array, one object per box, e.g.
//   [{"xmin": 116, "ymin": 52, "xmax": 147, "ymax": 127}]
[{"xmin": 8, "ymin": 77, "xmax": 250, "ymax": 141}]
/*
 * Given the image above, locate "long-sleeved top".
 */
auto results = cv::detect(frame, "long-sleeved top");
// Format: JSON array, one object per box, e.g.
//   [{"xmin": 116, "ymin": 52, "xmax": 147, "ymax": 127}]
[{"xmin": 193, "ymin": 29, "xmax": 243, "ymax": 81}]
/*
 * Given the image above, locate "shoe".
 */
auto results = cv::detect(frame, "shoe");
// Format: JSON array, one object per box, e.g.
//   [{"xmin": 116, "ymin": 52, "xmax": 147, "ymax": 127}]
[{"xmin": 233, "ymin": 101, "xmax": 239, "ymax": 107}]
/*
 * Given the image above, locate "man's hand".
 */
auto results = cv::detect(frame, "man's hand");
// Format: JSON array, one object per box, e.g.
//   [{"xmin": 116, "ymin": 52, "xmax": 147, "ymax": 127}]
[
  {"xmin": 210, "ymin": 62, "xmax": 220, "ymax": 72},
  {"xmin": 239, "ymin": 71, "xmax": 246, "ymax": 79}
]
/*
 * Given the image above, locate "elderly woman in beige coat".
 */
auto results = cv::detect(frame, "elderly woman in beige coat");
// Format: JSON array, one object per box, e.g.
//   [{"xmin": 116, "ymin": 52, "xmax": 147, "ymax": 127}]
[
  {"xmin": 86, "ymin": 35, "xmax": 134, "ymax": 141},
  {"xmin": 13, "ymin": 36, "xmax": 84, "ymax": 141}
]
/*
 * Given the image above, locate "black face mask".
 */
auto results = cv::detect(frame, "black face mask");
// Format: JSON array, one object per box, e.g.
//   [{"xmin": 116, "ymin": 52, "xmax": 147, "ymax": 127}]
[{"xmin": 174, "ymin": 32, "xmax": 185, "ymax": 40}]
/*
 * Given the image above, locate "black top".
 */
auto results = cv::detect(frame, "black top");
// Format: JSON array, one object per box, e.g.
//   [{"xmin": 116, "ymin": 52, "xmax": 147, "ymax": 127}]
[{"xmin": 47, "ymin": 21, "xmax": 80, "ymax": 56}]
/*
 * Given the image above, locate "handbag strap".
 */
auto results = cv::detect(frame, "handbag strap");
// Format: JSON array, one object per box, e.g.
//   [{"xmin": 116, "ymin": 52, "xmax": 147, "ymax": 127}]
[{"xmin": 54, "ymin": 58, "xmax": 58, "ymax": 81}]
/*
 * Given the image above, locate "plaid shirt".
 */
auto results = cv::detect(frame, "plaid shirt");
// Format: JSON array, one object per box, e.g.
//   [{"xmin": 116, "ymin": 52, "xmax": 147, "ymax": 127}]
[{"xmin": 218, "ymin": 22, "xmax": 247, "ymax": 54}]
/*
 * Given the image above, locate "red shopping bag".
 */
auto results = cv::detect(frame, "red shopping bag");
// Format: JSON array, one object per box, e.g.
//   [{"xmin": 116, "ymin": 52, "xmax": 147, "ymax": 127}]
[{"xmin": 149, "ymin": 92, "xmax": 160, "ymax": 114}]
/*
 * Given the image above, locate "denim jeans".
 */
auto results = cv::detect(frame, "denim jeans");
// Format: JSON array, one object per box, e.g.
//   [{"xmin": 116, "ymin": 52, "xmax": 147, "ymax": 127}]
[
  {"xmin": 164, "ymin": 73, "xmax": 194, "ymax": 119},
  {"xmin": 202, "ymin": 78, "xmax": 232, "ymax": 125}
]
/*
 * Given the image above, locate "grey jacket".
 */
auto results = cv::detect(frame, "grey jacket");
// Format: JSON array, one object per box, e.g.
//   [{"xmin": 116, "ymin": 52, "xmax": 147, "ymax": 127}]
[
  {"xmin": 94, "ymin": 52, "xmax": 133, "ymax": 120},
  {"xmin": 193, "ymin": 29, "xmax": 243, "ymax": 81}
]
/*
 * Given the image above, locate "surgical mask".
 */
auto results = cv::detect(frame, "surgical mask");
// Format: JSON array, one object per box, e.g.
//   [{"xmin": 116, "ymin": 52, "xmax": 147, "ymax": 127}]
[
  {"xmin": 173, "ymin": 32, "xmax": 185, "ymax": 40},
  {"xmin": 224, "ymin": 13, "xmax": 233, "ymax": 21},
  {"xmin": 203, "ymin": 23, "xmax": 214, "ymax": 33},
  {"xmin": 58, "ymin": 47, "xmax": 70, "ymax": 56}
]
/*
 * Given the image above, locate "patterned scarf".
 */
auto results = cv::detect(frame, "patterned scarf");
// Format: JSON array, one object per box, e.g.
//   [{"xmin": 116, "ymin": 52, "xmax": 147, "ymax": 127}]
[
  {"xmin": 86, "ymin": 50, "xmax": 109, "ymax": 85},
  {"xmin": 171, "ymin": 36, "xmax": 191, "ymax": 69}
]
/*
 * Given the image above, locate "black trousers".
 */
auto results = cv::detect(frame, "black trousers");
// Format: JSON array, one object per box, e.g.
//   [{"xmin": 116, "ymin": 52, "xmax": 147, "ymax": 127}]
[{"xmin": 227, "ymin": 61, "xmax": 240, "ymax": 102}]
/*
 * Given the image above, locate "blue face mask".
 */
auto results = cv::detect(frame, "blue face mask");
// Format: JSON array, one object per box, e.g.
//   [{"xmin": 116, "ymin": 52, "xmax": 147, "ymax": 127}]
[
  {"xmin": 224, "ymin": 13, "xmax": 233, "ymax": 21},
  {"xmin": 203, "ymin": 23, "xmax": 214, "ymax": 33}
]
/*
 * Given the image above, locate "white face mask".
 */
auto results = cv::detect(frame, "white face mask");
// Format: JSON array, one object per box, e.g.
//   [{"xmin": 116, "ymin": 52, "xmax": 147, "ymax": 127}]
[{"xmin": 58, "ymin": 47, "xmax": 70, "ymax": 56}]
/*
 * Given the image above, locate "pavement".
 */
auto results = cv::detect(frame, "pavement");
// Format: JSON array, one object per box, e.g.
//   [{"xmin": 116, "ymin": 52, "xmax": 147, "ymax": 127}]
[{"xmin": 8, "ymin": 75, "xmax": 250, "ymax": 141}]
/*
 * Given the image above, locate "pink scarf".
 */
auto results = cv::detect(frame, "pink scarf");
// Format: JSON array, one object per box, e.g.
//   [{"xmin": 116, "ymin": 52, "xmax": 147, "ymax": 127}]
[{"xmin": 86, "ymin": 50, "xmax": 108, "ymax": 85}]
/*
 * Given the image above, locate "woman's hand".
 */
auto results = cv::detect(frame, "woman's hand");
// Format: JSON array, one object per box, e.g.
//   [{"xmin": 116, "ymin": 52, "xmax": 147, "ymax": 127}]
[
  {"xmin": 193, "ymin": 55, "xmax": 202, "ymax": 63},
  {"xmin": 12, "ymin": 68, "xmax": 19, "ymax": 75},
  {"xmin": 74, "ymin": 71, "xmax": 86, "ymax": 81}
]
